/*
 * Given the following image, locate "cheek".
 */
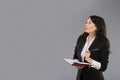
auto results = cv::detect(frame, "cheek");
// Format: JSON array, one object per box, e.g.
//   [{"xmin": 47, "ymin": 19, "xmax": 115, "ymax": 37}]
[
  {"xmin": 92, "ymin": 26, "xmax": 97, "ymax": 31},
  {"xmin": 85, "ymin": 25, "xmax": 97, "ymax": 33},
  {"xmin": 90, "ymin": 25, "xmax": 97, "ymax": 31},
  {"xmin": 87, "ymin": 26, "xmax": 97, "ymax": 33}
]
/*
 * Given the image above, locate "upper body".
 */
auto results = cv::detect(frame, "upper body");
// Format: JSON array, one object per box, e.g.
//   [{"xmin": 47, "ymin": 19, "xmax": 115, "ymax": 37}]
[{"xmin": 73, "ymin": 33, "xmax": 109, "ymax": 71}]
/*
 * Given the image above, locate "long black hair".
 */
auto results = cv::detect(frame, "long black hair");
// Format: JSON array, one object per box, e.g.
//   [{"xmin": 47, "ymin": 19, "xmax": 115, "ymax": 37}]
[{"xmin": 80, "ymin": 15, "xmax": 110, "ymax": 50}]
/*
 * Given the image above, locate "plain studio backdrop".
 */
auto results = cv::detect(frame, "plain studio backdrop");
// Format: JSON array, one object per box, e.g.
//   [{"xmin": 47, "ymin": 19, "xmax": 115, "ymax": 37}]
[{"xmin": 0, "ymin": 0, "xmax": 119, "ymax": 80}]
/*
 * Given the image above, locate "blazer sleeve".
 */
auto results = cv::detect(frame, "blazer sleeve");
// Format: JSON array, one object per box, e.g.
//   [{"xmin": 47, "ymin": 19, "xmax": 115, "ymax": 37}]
[{"xmin": 99, "ymin": 40, "xmax": 110, "ymax": 71}]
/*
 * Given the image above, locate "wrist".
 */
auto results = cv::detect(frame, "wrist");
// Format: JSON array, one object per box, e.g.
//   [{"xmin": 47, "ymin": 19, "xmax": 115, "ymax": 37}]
[{"xmin": 85, "ymin": 57, "xmax": 92, "ymax": 64}]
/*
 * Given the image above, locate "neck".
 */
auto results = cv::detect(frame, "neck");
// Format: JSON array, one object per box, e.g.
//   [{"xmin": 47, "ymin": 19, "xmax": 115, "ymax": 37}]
[{"xmin": 88, "ymin": 33, "xmax": 96, "ymax": 40}]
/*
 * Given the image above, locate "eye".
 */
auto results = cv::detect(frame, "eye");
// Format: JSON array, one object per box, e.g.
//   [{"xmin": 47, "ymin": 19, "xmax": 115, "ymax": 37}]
[
  {"xmin": 89, "ymin": 21, "xmax": 92, "ymax": 24},
  {"xmin": 86, "ymin": 21, "xmax": 89, "ymax": 24}
]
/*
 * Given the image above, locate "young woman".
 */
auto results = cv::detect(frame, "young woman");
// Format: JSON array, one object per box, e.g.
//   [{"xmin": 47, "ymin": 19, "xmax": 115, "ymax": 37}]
[{"xmin": 73, "ymin": 15, "xmax": 110, "ymax": 80}]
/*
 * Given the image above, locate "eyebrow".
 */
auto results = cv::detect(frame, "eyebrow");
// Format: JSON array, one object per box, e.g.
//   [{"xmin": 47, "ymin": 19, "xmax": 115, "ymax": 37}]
[{"xmin": 86, "ymin": 20, "xmax": 91, "ymax": 23}]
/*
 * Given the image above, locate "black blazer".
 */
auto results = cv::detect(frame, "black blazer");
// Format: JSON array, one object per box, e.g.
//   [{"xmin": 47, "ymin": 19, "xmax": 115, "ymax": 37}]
[{"xmin": 73, "ymin": 35, "xmax": 109, "ymax": 80}]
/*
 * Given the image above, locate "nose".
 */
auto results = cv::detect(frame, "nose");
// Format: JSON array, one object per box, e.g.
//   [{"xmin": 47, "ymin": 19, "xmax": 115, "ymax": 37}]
[{"xmin": 85, "ymin": 23, "xmax": 89, "ymax": 28}]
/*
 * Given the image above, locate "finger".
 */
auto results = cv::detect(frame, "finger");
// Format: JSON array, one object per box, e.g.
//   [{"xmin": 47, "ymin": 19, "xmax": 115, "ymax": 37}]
[
  {"xmin": 85, "ymin": 51, "xmax": 89, "ymax": 54},
  {"xmin": 87, "ymin": 50, "xmax": 90, "ymax": 53},
  {"xmin": 85, "ymin": 52, "xmax": 89, "ymax": 55},
  {"xmin": 86, "ymin": 50, "xmax": 90, "ymax": 53}
]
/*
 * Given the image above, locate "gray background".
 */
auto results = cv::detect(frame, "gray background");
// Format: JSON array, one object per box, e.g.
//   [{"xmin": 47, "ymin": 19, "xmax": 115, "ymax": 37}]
[{"xmin": 0, "ymin": 0, "xmax": 119, "ymax": 80}]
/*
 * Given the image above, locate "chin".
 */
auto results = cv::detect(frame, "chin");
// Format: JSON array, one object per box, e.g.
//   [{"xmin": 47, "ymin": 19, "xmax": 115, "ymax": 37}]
[{"xmin": 85, "ymin": 30, "xmax": 89, "ymax": 33}]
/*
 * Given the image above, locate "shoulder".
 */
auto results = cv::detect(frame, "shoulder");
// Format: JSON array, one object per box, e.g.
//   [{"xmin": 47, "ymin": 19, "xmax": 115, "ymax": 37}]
[
  {"xmin": 76, "ymin": 32, "xmax": 88, "ymax": 43},
  {"xmin": 96, "ymin": 37, "xmax": 107, "ymax": 43},
  {"xmin": 96, "ymin": 37, "xmax": 108, "ymax": 49}
]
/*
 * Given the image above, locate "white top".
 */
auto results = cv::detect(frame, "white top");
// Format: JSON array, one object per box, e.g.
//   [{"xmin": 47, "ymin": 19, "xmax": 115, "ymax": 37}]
[{"xmin": 80, "ymin": 36, "xmax": 101, "ymax": 70}]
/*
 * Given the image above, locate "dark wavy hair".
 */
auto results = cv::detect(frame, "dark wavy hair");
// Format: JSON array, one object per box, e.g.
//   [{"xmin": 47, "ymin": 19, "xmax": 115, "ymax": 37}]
[{"xmin": 80, "ymin": 15, "xmax": 110, "ymax": 50}]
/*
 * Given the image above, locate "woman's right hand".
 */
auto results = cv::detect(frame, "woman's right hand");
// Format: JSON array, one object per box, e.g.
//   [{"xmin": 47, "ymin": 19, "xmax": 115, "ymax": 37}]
[
  {"xmin": 76, "ymin": 65, "xmax": 85, "ymax": 69},
  {"xmin": 74, "ymin": 64, "xmax": 86, "ymax": 69}
]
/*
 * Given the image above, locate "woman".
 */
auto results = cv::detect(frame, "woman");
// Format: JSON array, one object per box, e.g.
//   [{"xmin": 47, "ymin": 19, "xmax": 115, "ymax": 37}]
[{"xmin": 73, "ymin": 15, "xmax": 110, "ymax": 80}]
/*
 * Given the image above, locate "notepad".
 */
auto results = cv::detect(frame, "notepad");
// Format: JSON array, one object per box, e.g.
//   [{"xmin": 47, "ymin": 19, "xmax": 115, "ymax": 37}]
[{"xmin": 64, "ymin": 58, "xmax": 90, "ymax": 66}]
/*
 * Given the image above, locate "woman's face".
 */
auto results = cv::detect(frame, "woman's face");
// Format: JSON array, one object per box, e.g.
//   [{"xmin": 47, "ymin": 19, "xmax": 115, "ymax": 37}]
[{"xmin": 85, "ymin": 18, "xmax": 97, "ymax": 34}]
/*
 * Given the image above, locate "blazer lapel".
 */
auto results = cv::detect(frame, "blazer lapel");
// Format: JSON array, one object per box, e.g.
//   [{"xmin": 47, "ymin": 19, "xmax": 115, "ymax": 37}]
[{"xmin": 89, "ymin": 37, "xmax": 98, "ymax": 51}]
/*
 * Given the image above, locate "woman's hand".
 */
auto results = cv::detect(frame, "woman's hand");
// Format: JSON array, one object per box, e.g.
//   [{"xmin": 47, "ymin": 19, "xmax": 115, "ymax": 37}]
[
  {"xmin": 85, "ymin": 50, "xmax": 91, "ymax": 59},
  {"xmin": 85, "ymin": 50, "xmax": 92, "ymax": 64},
  {"xmin": 74, "ymin": 64, "xmax": 86, "ymax": 69}
]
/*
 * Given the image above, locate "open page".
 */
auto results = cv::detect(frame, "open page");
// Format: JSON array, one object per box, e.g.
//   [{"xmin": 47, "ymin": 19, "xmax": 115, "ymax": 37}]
[{"xmin": 64, "ymin": 58, "xmax": 90, "ymax": 66}]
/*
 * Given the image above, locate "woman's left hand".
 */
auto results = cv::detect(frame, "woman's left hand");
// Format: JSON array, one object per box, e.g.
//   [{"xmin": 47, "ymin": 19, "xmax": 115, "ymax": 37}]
[
  {"xmin": 85, "ymin": 50, "xmax": 92, "ymax": 64},
  {"xmin": 85, "ymin": 50, "xmax": 91, "ymax": 59}
]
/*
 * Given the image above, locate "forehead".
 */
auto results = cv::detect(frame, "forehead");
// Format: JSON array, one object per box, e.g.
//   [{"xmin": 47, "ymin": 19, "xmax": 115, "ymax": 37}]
[
  {"xmin": 87, "ymin": 18, "xmax": 92, "ymax": 22},
  {"xmin": 87, "ymin": 18, "xmax": 95, "ymax": 26}
]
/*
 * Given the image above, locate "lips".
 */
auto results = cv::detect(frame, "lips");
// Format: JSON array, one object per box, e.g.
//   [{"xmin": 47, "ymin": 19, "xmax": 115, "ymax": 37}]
[{"xmin": 85, "ymin": 28, "xmax": 88, "ymax": 30}]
